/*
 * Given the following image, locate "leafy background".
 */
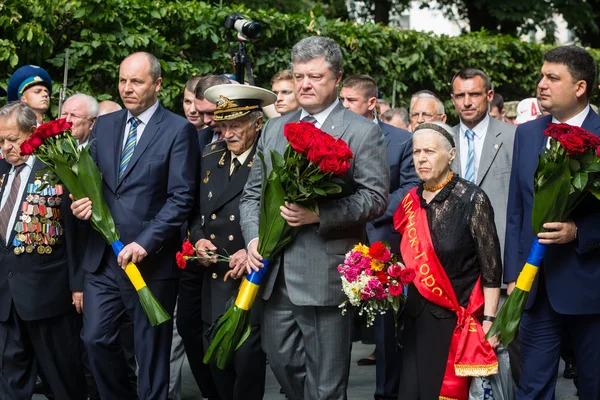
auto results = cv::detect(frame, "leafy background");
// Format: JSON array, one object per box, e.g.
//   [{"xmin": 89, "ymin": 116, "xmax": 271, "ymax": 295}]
[{"xmin": 2, "ymin": 0, "xmax": 599, "ymax": 122}]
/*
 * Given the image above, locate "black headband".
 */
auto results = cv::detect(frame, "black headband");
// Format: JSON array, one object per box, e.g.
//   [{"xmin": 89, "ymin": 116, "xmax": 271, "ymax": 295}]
[{"xmin": 414, "ymin": 122, "xmax": 455, "ymax": 148}]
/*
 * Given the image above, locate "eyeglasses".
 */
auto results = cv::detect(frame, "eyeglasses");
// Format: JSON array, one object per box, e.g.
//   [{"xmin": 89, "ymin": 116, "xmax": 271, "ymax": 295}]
[
  {"xmin": 273, "ymin": 90, "xmax": 293, "ymax": 96},
  {"xmin": 60, "ymin": 112, "xmax": 91, "ymax": 121},
  {"xmin": 410, "ymin": 112, "xmax": 442, "ymax": 121}
]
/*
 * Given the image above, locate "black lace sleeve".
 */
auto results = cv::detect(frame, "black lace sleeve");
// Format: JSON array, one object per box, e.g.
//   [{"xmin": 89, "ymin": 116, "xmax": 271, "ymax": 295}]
[{"xmin": 469, "ymin": 190, "xmax": 502, "ymax": 288}]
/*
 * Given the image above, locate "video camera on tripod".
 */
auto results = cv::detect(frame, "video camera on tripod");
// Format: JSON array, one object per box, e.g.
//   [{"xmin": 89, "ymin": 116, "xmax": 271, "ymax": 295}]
[{"xmin": 224, "ymin": 13, "xmax": 262, "ymax": 85}]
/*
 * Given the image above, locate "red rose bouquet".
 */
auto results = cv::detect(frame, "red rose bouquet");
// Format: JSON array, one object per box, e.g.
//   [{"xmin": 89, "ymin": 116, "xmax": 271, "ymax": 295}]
[
  {"xmin": 488, "ymin": 123, "xmax": 600, "ymax": 345},
  {"xmin": 204, "ymin": 121, "xmax": 354, "ymax": 369},
  {"xmin": 176, "ymin": 239, "xmax": 231, "ymax": 270},
  {"xmin": 20, "ymin": 119, "xmax": 170, "ymax": 327},
  {"xmin": 338, "ymin": 241, "xmax": 414, "ymax": 326}
]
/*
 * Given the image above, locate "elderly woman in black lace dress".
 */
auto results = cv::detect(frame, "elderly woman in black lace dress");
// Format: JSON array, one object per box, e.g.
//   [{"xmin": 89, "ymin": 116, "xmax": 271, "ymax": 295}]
[{"xmin": 394, "ymin": 122, "xmax": 502, "ymax": 400}]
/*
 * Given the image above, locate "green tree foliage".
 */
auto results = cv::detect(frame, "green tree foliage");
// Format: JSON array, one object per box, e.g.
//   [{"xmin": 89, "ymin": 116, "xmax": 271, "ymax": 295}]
[{"xmin": 2, "ymin": 0, "xmax": 599, "ymax": 119}]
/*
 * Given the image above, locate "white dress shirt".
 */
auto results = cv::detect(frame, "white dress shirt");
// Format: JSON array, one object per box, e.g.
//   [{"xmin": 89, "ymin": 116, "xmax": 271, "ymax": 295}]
[
  {"xmin": 0, "ymin": 156, "xmax": 35, "ymax": 245},
  {"xmin": 459, "ymin": 114, "xmax": 490, "ymax": 181},
  {"xmin": 122, "ymin": 101, "xmax": 160, "ymax": 149},
  {"xmin": 299, "ymin": 98, "xmax": 340, "ymax": 129}
]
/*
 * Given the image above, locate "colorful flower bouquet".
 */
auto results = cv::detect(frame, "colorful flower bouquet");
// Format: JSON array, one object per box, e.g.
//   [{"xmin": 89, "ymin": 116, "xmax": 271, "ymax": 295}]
[
  {"xmin": 20, "ymin": 119, "xmax": 170, "ymax": 326},
  {"xmin": 338, "ymin": 241, "xmax": 414, "ymax": 326},
  {"xmin": 487, "ymin": 123, "xmax": 600, "ymax": 345},
  {"xmin": 204, "ymin": 121, "xmax": 354, "ymax": 369}
]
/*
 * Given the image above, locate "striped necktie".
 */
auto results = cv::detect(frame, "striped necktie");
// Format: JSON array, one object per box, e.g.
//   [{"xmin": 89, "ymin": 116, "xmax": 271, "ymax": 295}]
[
  {"xmin": 464, "ymin": 129, "xmax": 476, "ymax": 182},
  {"xmin": 0, "ymin": 164, "xmax": 26, "ymax": 243},
  {"xmin": 119, "ymin": 117, "xmax": 140, "ymax": 178}
]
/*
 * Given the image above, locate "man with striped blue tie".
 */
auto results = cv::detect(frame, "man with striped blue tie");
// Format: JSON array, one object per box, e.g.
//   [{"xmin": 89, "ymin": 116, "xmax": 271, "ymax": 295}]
[{"xmin": 70, "ymin": 52, "xmax": 198, "ymax": 400}]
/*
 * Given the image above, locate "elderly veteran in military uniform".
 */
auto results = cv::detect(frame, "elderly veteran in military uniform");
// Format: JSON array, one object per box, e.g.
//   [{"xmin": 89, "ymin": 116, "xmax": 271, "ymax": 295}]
[
  {"xmin": 7, "ymin": 65, "xmax": 52, "ymax": 125},
  {"xmin": 185, "ymin": 84, "xmax": 275, "ymax": 400},
  {"xmin": 0, "ymin": 102, "xmax": 86, "ymax": 399}
]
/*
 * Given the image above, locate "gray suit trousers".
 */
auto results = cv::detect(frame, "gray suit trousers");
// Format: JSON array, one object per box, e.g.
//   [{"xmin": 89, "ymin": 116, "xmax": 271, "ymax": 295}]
[{"xmin": 263, "ymin": 270, "xmax": 354, "ymax": 400}]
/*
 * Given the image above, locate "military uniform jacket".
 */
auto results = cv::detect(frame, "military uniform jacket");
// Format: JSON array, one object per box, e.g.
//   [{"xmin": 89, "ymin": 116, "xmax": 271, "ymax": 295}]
[
  {"xmin": 0, "ymin": 158, "xmax": 83, "ymax": 322},
  {"xmin": 188, "ymin": 139, "xmax": 260, "ymax": 325}
]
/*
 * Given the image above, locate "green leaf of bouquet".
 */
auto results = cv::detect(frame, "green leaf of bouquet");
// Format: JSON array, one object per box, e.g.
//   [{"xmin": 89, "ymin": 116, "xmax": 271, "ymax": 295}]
[
  {"xmin": 313, "ymin": 187, "xmax": 327, "ymax": 196},
  {"xmin": 569, "ymin": 159, "xmax": 581, "ymax": 172},
  {"xmin": 572, "ymin": 172, "xmax": 588, "ymax": 191},
  {"xmin": 309, "ymin": 172, "xmax": 325, "ymax": 182},
  {"xmin": 532, "ymin": 158, "xmax": 571, "ymax": 235},
  {"xmin": 582, "ymin": 162, "xmax": 600, "ymax": 172},
  {"xmin": 271, "ymin": 150, "xmax": 285, "ymax": 175},
  {"xmin": 589, "ymin": 188, "xmax": 600, "ymax": 200}
]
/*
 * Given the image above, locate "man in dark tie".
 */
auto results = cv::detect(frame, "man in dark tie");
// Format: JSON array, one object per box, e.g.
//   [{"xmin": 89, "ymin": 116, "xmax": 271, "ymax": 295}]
[
  {"xmin": 340, "ymin": 74, "xmax": 419, "ymax": 400},
  {"xmin": 0, "ymin": 102, "xmax": 86, "ymax": 399},
  {"xmin": 70, "ymin": 52, "xmax": 198, "ymax": 400},
  {"xmin": 505, "ymin": 45, "xmax": 600, "ymax": 400},
  {"xmin": 240, "ymin": 36, "xmax": 389, "ymax": 400}
]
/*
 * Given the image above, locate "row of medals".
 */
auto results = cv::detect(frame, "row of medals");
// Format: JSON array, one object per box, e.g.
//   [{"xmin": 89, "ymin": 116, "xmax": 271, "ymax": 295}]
[{"xmin": 12, "ymin": 177, "xmax": 64, "ymax": 255}]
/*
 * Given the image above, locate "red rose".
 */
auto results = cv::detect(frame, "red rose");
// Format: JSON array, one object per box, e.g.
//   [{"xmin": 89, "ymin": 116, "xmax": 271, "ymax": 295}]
[
  {"xmin": 558, "ymin": 133, "xmax": 586, "ymax": 156},
  {"xmin": 369, "ymin": 242, "xmax": 387, "ymax": 260},
  {"xmin": 307, "ymin": 133, "xmax": 337, "ymax": 163},
  {"xmin": 318, "ymin": 156, "xmax": 346, "ymax": 175},
  {"xmin": 175, "ymin": 252, "xmax": 187, "ymax": 269},
  {"xmin": 375, "ymin": 270, "xmax": 389, "ymax": 285},
  {"xmin": 597, "ymin": 146, "xmax": 600, "ymax": 158},
  {"xmin": 20, "ymin": 141, "xmax": 35, "ymax": 156},
  {"xmin": 333, "ymin": 139, "xmax": 353, "ymax": 161},
  {"xmin": 285, "ymin": 122, "xmax": 315, "ymax": 155},
  {"xmin": 544, "ymin": 123, "xmax": 570, "ymax": 140},
  {"xmin": 387, "ymin": 264, "xmax": 402, "ymax": 278},
  {"xmin": 29, "ymin": 135, "xmax": 43, "ymax": 149},
  {"xmin": 400, "ymin": 268, "xmax": 416, "ymax": 285},
  {"xmin": 388, "ymin": 283, "xmax": 403, "ymax": 296},
  {"xmin": 181, "ymin": 241, "xmax": 195, "ymax": 257}
]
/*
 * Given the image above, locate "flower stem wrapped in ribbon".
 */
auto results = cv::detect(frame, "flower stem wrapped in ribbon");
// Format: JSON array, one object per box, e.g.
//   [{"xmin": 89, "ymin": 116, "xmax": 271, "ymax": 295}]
[
  {"xmin": 204, "ymin": 121, "xmax": 353, "ymax": 369},
  {"xmin": 20, "ymin": 119, "xmax": 170, "ymax": 327},
  {"xmin": 487, "ymin": 123, "xmax": 600, "ymax": 346}
]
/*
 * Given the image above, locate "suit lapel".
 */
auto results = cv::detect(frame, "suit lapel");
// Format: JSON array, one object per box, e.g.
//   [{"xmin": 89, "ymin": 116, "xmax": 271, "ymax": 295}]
[
  {"xmin": 112, "ymin": 111, "xmax": 128, "ymax": 189},
  {"xmin": 116, "ymin": 105, "xmax": 165, "ymax": 190},
  {"xmin": 582, "ymin": 106, "xmax": 600, "ymax": 135},
  {"xmin": 212, "ymin": 144, "xmax": 258, "ymax": 212},
  {"xmin": 476, "ymin": 119, "xmax": 503, "ymax": 185},
  {"xmin": 321, "ymin": 103, "xmax": 349, "ymax": 139},
  {"xmin": 535, "ymin": 115, "xmax": 553, "ymax": 155},
  {"xmin": 378, "ymin": 121, "xmax": 392, "ymax": 147},
  {"xmin": 451, "ymin": 126, "xmax": 462, "ymax": 175}
]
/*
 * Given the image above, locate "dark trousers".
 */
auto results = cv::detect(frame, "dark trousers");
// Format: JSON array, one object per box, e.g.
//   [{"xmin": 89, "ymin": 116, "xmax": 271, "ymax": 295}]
[
  {"xmin": 518, "ymin": 283, "xmax": 600, "ymax": 399},
  {"xmin": 398, "ymin": 310, "xmax": 456, "ymax": 400},
  {"xmin": 203, "ymin": 321, "xmax": 266, "ymax": 400},
  {"xmin": 177, "ymin": 267, "xmax": 219, "ymax": 398},
  {"xmin": 0, "ymin": 305, "xmax": 86, "ymax": 400},
  {"xmin": 82, "ymin": 261, "xmax": 177, "ymax": 400},
  {"xmin": 374, "ymin": 312, "xmax": 402, "ymax": 400},
  {"xmin": 82, "ymin": 316, "xmax": 138, "ymax": 400}
]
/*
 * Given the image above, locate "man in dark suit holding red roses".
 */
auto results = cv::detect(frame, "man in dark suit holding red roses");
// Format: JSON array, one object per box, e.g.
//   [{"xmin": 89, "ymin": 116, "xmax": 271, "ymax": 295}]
[{"xmin": 504, "ymin": 45, "xmax": 600, "ymax": 399}]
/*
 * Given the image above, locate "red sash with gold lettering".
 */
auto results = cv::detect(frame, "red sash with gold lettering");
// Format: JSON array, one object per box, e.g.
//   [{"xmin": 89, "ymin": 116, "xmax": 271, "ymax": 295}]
[{"xmin": 394, "ymin": 188, "xmax": 498, "ymax": 400}]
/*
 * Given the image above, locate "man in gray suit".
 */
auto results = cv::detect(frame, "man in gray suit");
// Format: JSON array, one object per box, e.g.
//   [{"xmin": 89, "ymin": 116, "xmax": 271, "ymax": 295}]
[
  {"xmin": 240, "ymin": 36, "xmax": 389, "ymax": 400},
  {"xmin": 450, "ymin": 68, "xmax": 516, "ymax": 256}
]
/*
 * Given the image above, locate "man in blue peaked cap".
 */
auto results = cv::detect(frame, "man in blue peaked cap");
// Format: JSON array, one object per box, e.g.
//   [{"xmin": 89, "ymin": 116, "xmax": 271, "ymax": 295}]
[{"xmin": 7, "ymin": 65, "xmax": 52, "ymax": 124}]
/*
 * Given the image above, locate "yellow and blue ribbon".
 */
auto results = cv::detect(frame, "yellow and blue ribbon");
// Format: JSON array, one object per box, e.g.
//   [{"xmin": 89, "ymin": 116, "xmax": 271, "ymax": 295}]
[
  {"xmin": 235, "ymin": 260, "xmax": 270, "ymax": 310},
  {"xmin": 516, "ymin": 238, "xmax": 546, "ymax": 292}
]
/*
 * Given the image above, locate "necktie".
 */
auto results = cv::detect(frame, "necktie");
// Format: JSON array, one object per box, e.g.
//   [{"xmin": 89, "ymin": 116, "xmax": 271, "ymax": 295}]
[
  {"xmin": 119, "ymin": 117, "xmax": 140, "ymax": 178},
  {"xmin": 464, "ymin": 129, "xmax": 476, "ymax": 182},
  {"xmin": 230, "ymin": 157, "xmax": 241, "ymax": 178},
  {"xmin": 302, "ymin": 115, "xmax": 317, "ymax": 125},
  {"xmin": 0, "ymin": 164, "xmax": 26, "ymax": 243}
]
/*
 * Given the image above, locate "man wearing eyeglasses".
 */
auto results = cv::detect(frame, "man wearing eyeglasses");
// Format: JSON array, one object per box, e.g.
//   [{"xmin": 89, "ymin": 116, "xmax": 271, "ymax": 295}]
[
  {"xmin": 409, "ymin": 93, "xmax": 447, "ymax": 132},
  {"xmin": 450, "ymin": 68, "xmax": 516, "ymax": 258},
  {"xmin": 60, "ymin": 94, "xmax": 99, "ymax": 148},
  {"xmin": 271, "ymin": 70, "xmax": 300, "ymax": 115}
]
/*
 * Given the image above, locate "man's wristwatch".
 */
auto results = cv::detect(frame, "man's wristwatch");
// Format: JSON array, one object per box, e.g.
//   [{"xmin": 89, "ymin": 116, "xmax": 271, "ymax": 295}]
[{"xmin": 482, "ymin": 315, "xmax": 496, "ymax": 322}]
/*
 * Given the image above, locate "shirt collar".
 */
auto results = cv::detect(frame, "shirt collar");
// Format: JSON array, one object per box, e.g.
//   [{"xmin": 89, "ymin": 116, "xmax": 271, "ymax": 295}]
[
  {"xmin": 460, "ymin": 114, "xmax": 490, "ymax": 139},
  {"xmin": 299, "ymin": 98, "xmax": 339, "ymax": 127},
  {"xmin": 231, "ymin": 145, "xmax": 253, "ymax": 166},
  {"xmin": 551, "ymin": 105, "xmax": 590, "ymax": 127},
  {"xmin": 126, "ymin": 101, "xmax": 160, "ymax": 126},
  {"xmin": 12, "ymin": 155, "xmax": 36, "ymax": 173}
]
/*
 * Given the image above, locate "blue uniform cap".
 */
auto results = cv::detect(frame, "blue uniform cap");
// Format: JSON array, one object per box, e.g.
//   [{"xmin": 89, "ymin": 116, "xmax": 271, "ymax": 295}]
[{"xmin": 7, "ymin": 65, "xmax": 52, "ymax": 102}]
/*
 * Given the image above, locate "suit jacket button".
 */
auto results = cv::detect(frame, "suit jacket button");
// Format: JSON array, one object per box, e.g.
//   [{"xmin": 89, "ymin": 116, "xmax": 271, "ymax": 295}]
[
  {"xmin": 8, "ymin": 272, "xmax": 13, "ymax": 278},
  {"xmin": 229, "ymin": 215, "xmax": 235, "ymax": 221},
  {"xmin": 211, "ymin": 273, "xmax": 217, "ymax": 279},
  {"xmin": 211, "ymin": 213, "xmax": 217, "ymax": 220},
  {"xmin": 228, "ymin": 235, "xmax": 234, "ymax": 241},
  {"xmin": 210, "ymin": 234, "xmax": 216, "ymax": 239},
  {"xmin": 115, "ymin": 194, "xmax": 121, "ymax": 200}
]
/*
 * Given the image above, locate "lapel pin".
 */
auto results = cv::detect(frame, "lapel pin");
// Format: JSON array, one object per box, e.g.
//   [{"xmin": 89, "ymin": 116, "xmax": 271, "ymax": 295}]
[
  {"xmin": 203, "ymin": 171, "xmax": 210, "ymax": 184},
  {"xmin": 218, "ymin": 152, "xmax": 226, "ymax": 167},
  {"xmin": 208, "ymin": 191, "xmax": 213, "ymax": 200},
  {"xmin": 247, "ymin": 154, "xmax": 255, "ymax": 168},
  {"xmin": 494, "ymin": 144, "xmax": 499, "ymax": 151}
]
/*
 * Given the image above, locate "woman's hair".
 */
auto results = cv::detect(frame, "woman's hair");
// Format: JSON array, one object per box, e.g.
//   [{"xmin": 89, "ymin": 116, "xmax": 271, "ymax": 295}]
[{"xmin": 413, "ymin": 121, "xmax": 455, "ymax": 152}]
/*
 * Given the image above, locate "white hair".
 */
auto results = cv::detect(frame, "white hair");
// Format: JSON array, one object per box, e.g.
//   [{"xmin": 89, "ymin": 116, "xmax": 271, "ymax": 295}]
[
  {"xmin": 410, "ymin": 93, "xmax": 445, "ymax": 115},
  {"xmin": 65, "ymin": 93, "xmax": 99, "ymax": 118}
]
